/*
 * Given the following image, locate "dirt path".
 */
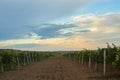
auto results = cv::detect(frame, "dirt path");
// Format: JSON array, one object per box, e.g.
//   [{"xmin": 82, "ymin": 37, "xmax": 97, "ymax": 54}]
[{"xmin": 0, "ymin": 55, "xmax": 119, "ymax": 80}]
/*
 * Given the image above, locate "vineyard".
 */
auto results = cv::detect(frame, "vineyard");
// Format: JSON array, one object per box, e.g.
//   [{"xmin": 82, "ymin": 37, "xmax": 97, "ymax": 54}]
[
  {"xmin": 64, "ymin": 43, "xmax": 120, "ymax": 77},
  {"xmin": 0, "ymin": 43, "xmax": 120, "ymax": 80},
  {"xmin": 0, "ymin": 49, "xmax": 53, "ymax": 72}
]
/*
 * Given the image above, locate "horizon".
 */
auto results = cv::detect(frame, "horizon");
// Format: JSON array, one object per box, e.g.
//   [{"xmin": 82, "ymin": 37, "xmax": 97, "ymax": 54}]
[{"xmin": 0, "ymin": 0, "xmax": 120, "ymax": 51}]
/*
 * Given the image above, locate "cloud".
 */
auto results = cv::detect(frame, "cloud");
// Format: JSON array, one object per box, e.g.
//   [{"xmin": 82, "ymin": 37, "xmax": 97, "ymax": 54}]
[
  {"xmin": 0, "ymin": 35, "xmax": 97, "ymax": 50},
  {"xmin": 69, "ymin": 12, "xmax": 120, "ymax": 47},
  {"xmin": 30, "ymin": 23, "xmax": 74, "ymax": 39},
  {"xmin": 0, "ymin": 0, "xmax": 102, "ymax": 40},
  {"xmin": 0, "ymin": 12, "xmax": 120, "ymax": 50},
  {"xmin": 58, "ymin": 27, "xmax": 91, "ymax": 35},
  {"xmin": 72, "ymin": 13, "xmax": 120, "ymax": 33},
  {"xmin": 57, "ymin": 13, "xmax": 120, "ymax": 35}
]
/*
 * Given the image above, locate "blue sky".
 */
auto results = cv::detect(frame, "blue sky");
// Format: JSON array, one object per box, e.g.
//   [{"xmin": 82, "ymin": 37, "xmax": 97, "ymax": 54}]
[
  {"xmin": 0, "ymin": 0, "xmax": 120, "ymax": 51},
  {"xmin": 79, "ymin": 0, "xmax": 120, "ymax": 14}
]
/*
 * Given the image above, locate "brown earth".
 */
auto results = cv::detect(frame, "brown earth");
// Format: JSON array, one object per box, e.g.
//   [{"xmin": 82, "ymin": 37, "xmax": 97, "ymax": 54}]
[{"xmin": 0, "ymin": 55, "xmax": 120, "ymax": 80}]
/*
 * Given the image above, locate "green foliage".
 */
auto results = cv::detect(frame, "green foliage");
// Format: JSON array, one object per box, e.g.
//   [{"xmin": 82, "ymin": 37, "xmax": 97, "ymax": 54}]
[
  {"xmin": 64, "ymin": 43, "xmax": 120, "ymax": 70},
  {"xmin": 0, "ymin": 49, "xmax": 53, "ymax": 72},
  {"xmin": 112, "ymin": 47, "xmax": 120, "ymax": 69},
  {"xmin": 106, "ymin": 43, "xmax": 117, "ymax": 64}
]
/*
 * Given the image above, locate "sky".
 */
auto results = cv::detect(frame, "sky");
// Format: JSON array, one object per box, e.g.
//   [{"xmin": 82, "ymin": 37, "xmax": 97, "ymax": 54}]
[{"xmin": 0, "ymin": 0, "xmax": 120, "ymax": 51}]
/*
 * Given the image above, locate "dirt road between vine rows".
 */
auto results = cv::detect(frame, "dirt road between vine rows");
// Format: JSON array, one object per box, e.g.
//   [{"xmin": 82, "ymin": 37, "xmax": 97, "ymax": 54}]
[{"xmin": 0, "ymin": 55, "xmax": 119, "ymax": 80}]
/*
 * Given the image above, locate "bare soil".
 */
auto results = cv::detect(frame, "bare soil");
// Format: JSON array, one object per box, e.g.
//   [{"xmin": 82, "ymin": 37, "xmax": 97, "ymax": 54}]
[{"xmin": 0, "ymin": 55, "xmax": 120, "ymax": 80}]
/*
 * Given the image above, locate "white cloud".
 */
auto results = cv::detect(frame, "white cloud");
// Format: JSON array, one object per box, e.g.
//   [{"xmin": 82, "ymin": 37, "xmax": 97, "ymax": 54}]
[
  {"xmin": 57, "ymin": 12, "xmax": 120, "ymax": 48},
  {"xmin": 72, "ymin": 13, "xmax": 120, "ymax": 33},
  {"xmin": 24, "ymin": 32, "xmax": 42, "ymax": 39},
  {"xmin": 0, "ymin": 12, "xmax": 120, "ymax": 50},
  {"xmin": 58, "ymin": 13, "xmax": 120, "ymax": 35}
]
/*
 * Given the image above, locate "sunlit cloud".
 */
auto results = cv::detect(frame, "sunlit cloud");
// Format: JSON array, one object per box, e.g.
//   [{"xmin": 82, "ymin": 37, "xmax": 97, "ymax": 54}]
[
  {"xmin": 0, "ymin": 35, "xmax": 97, "ymax": 50},
  {"xmin": 0, "ymin": 12, "xmax": 120, "ymax": 50},
  {"xmin": 71, "ymin": 13, "xmax": 120, "ymax": 33}
]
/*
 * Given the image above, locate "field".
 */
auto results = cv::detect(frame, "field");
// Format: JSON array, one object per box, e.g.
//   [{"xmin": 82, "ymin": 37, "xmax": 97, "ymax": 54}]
[{"xmin": 0, "ymin": 55, "xmax": 120, "ymax": 80}]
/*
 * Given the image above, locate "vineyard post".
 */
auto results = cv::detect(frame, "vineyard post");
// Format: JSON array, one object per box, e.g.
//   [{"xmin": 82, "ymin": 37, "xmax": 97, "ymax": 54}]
[
  {"xmin": 88, "ymin": 51, "xmax": 91, "ymax": 68},
  {"xmin": 103, "ymin": 49, "xmax": 106, "ymax": 76},
  {"xmin": 94, "ymin": 62, "xmax": 97, "ymax": 71},
  {"xmin": 26, "ymin": 52, "xmax": 29, "ymax": 64},
  {"xmin": 16, "ymin": 56, "xmax": 20, "ymax": 68},
  {"xmin": 94, "ymin": 51, "xmax": 98, "ymax": 71}
]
